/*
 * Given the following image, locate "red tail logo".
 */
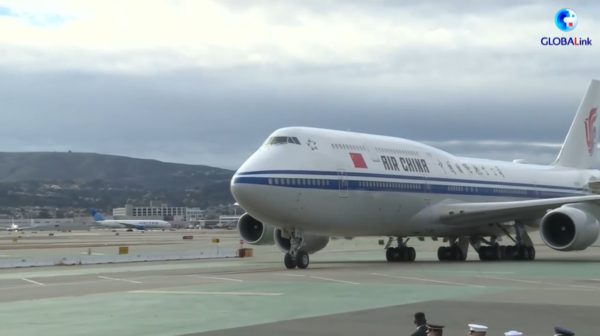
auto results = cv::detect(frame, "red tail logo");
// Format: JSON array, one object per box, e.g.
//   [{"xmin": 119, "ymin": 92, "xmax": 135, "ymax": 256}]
[{"xmin": 584, "ymin": 107, "xmax": 597, "ymax": 155}]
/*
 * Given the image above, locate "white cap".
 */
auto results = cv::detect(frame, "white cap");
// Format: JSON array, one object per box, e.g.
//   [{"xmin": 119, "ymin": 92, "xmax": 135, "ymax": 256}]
[
  {"xmin": 505, "ymin": 331, "xmax": 522, "ymax": 336},
  {"xmin": 469, "ymin": 324, "xmax": 488, "ymax": 332}
]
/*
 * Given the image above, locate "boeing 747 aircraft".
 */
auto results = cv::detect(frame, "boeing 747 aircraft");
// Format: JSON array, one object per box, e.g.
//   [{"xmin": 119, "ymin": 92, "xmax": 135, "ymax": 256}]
[
  {"xmin": 89, "ymin": 209, "xmax": 171, "ymax": 231},
  {"xmin": 231, "ymin": 79, "xmax": 600, "ymax": 269}
]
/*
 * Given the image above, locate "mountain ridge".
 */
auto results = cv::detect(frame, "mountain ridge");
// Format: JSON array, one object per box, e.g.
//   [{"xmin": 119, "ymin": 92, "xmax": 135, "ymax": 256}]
[{"xmin": 0, "ymin": 151, "xmax": 234, "ymax": 185}]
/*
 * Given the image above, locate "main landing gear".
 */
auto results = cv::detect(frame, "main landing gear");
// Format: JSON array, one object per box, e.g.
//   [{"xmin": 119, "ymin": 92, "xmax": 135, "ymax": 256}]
[
  {"xmin": 472, "ymin": 222, "xmax": 536, "ymax": 261},
  {"xmin": 437, "ymin": 237, "xmax": 468, "ymax": 261},
  {"xmin": 477, "ymin": 244, "xmax": 535, "ymax": 261},
  {"xmin": 385, "ymin": 237, "xmax": 416, "ymax": 262},
  {"xmin": 437, "ymin": 244, "xmax": 467, "ymax": 261},
  {"xmin": 283, "ymin": 229, "xmax": 310, "ymax": 269}
]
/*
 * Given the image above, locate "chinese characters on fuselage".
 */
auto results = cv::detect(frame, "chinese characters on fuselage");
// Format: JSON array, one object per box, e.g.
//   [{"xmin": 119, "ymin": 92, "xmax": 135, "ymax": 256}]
[
  {"xmin": 381, "ymin": 155, "xmax": 505, "ymax": 178},
  {"xmin": 380, "ymin": 156, "xmax": 430, "ymax": 173}
]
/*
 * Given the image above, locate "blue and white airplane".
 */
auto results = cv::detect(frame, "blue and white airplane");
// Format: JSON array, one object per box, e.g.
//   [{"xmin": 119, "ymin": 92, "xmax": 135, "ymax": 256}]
[
  {"xmin": 231, "ymin": 79, "xmax": 600, "ymax": 269},
  {"xmin": 89, "ymin": 209, "xmax": 171, "ymax": 231}
]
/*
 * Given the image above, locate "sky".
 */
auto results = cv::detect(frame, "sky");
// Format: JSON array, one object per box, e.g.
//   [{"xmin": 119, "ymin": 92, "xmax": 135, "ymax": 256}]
[{"xmin": 0, "ymin": 0, "xmax": 599, "ymax": 170}]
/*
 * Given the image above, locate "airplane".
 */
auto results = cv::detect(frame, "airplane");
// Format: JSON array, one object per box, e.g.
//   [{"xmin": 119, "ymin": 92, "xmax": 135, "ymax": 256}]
[
  {"xmin": 230, "ymin": 79, "xmax": 600, "ymax": 269},
  {"xmin": 6, "ymin": 223, "xmax": 20, "ymax": 232},
  {"xmin": 89, "ymin": 209, "xmax": 171, "ymax": 231},
  {"xmin": 6, "ymin": 219, "xmax": 36, "ymax": 232}
]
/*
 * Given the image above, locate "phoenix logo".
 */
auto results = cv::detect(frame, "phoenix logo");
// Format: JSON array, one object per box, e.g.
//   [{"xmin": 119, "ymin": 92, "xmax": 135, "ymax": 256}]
[
  {"xmin": 584, "ymin": 107, "xmax": 597, "ymax": 155},
  {"xmin": 306, "ymin": 139, "xmax": 318, "ymax": 151}
]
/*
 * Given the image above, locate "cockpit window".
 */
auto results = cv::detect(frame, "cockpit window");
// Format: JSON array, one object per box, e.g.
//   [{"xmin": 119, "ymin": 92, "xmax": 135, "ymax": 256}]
[{"xmin": 265, "ymin": 136, "xmax": 301, "ymax": 146}]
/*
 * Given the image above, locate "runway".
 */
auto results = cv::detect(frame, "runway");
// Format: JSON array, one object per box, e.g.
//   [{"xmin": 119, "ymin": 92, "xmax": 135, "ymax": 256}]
[{"xmin": 1, "ymin": 231, "xmax": 600, "ymax": 336}]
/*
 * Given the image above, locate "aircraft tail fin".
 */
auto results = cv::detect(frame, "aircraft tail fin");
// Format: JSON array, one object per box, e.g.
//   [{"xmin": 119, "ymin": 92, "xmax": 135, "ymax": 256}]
[
  {"xmin": 89, "ymin": 208, "xmax": 104, "ymax": 222},
  {"xmin": 552, "ymin": 79, "xmax": 600, "ymax": 169}
]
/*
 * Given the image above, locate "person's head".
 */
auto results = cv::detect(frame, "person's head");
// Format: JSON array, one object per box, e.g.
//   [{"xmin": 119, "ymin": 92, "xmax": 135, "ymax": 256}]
[
  {"xmin": 414, "ymin": 312, "xmax": 426, "ymax": 326},
  {"xmin": 469, "ymin": 324, "xmax": 488, "ymax": 336}
]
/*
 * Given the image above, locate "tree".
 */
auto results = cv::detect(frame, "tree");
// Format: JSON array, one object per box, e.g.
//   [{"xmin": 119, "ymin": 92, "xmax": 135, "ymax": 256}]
[{"xmin": 36, "ymin": 210, "xmax": 52, "ymax": 219}]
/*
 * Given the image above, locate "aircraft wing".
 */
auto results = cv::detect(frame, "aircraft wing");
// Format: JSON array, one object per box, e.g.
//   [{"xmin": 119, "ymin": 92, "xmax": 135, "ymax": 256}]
[{"xmin": 436, "ymin": 195, "xmax": 600, "ymax": 225}]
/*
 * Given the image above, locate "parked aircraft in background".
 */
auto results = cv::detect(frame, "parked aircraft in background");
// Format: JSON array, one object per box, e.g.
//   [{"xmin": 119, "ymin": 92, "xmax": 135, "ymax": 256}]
[{"xmin": 89, "ymin": 209, "xmax": 171, "ymax": 231}]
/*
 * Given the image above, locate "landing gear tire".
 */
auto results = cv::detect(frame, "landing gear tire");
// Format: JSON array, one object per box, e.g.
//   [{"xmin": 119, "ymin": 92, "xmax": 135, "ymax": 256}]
[
  {"xmin": 477, "ymin": 245, "xmax": 535, "ymax": 261},
  {"xmin": 385, "ymin": 247, "xmax": 416, "ymax": 262},
  {"xmin": 479, "ymin": 245, "xmax": 506, "ymax": 261},
  {"xmin": 386, "ymin": 247, "xmax": 396, "ymax": 262},
  {"xmin": 438, "ymin": 245, "xmax": 464, "ymax": 261},
  {"xmin": 505, "ymin": 246, "xmax": 515, "ymax": 260},
  {"xmin": 527, "ymin": 246, "xmax": 536, "ymax": 261},
  {"xmin": 296, "ymin": 251, "xmax": 310, "ymax": 269},
  {"xmin": 284, "ymin": 252, "xmax": 296, "ymax": 269},
  {"xmin": 407, "ymin": 247, "xmax": 416, "ymax": 261}
]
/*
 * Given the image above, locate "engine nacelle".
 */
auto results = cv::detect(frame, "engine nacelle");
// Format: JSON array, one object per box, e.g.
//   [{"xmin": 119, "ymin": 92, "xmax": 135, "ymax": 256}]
[
  {"xmin": 237, "ymin": 213, "xmax": 275, "ymax": 245},
  {"xmin": 136, "ymin": 225, "xmax": 145, "ymax": 230},
  {"xmin": 539, "ymin": 204, "xmax": 600, "ymax": 251},
  {"xmin": 274, "ymin": 228, "xmax": 329, "ymax": 254}
]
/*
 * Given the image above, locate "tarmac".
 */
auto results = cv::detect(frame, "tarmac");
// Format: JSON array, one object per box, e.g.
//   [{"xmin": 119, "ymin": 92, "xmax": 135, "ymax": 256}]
[{"xmin": 1, "ymin": 230, "xmax": 600, "ymax": 336}]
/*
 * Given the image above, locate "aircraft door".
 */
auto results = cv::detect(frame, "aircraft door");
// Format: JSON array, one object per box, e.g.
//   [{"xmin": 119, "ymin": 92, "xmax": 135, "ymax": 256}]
[
  {"xmin": 423, "ymin": 175, "xmax": 431, "ymax": 205},
  {"xmin": 363, "ymin": 142, "xmax": 380, "ymax": 162},
  {"xmin": 338, "ymin": 169, "xmax": 348, "ymax": 198}
]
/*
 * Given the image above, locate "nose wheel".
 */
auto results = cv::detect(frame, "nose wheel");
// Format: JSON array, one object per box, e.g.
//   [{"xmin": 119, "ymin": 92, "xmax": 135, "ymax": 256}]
[
  {"xmin": 284, "ymin": 251, "xmax": 309, "ymax": 269},
  {"xmin": 283, "ymin": 229, "xmax": 310, "ymax": 269}
]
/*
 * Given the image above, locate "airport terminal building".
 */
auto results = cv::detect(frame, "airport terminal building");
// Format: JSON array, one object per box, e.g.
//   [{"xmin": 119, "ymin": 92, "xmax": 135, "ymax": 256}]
[{"xmin": 112, "ymin": 204, "xmax": 205, "ymax": 221}]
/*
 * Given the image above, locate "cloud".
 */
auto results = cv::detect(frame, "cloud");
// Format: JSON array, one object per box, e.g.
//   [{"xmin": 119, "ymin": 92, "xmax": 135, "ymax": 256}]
[{"xmin": 0, "ymin": 0, "xmax": 599, "ymax": 170}]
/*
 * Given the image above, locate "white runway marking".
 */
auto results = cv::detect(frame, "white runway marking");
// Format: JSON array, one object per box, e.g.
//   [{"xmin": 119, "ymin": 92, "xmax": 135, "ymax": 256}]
[
  {"xmin": 0, "ymin": 255, "xmax": 11, "ymax": 257},
  {"xmin": 80, "ymin": 252, "xmax": 105, "ymax": 255},
  {"xmin": 477, "ymin": 275, "xmax": 600, "ymax": 290},
  {"xmin": 310, "ymin": 276, "xmax": 359, "ymax": 285},
  {"xmin": 21, "ymin": 278, "xmax": 44, "ymax": 286},
  {"xmin": 275, "ymin": 273, "xmax": 306, "ymax": 277},
  {"xmin": 98, "ymin": 276, "xmax": 142, "ymax": 284},
  {"xmin": 417, "ymin": 270, "xmax": 514, "ymax": 274},
  {"xmin": 371, "ymin": 273, "xmax": 486, "ymax": 288},
  {"xmin": 131, "ymin": 290, "xmax": 282, "ymax": 296},
  {"xmin": 188, "ymin": 275, "xmax": 243, "ymax": 282}
]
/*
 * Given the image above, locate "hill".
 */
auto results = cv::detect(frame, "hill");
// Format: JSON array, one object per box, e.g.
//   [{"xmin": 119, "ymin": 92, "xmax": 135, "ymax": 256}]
[{"xmin": 0, "ymin": 152, "xmax": 236, "ymax": 208}]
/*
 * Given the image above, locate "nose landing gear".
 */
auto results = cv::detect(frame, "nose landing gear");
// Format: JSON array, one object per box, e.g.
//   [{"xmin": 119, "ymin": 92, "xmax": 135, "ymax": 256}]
[{"xmin": 283, "ymin": 229, "xmax": 310, "ymax": 269}]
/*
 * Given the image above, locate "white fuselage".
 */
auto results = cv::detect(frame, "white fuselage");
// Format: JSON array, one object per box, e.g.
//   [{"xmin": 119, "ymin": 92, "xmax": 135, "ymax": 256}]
[
  {"xmin": 6, "ymin": 224, "xmax": 20, "ymax": 232},
  {"xmin": 93, "ymin": 220, "xmax": 171, "ymax": 229},
  {"xmin": 231, "ymin": 127, "xmax": 600, "ymax": 238}
]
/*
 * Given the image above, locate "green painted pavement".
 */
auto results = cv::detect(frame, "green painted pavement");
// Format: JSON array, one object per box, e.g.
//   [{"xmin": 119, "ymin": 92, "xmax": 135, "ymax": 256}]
[
  {"xmin": 0, "ymin": 281, "xmax": 511, "ymax": 336},
  {"xmin": 0, "ymin": 260, "xmax": 251, "ymax": 280},
  {"xmin": 388, "ymin": 263, "xmax": 600, "ymax": 279}
]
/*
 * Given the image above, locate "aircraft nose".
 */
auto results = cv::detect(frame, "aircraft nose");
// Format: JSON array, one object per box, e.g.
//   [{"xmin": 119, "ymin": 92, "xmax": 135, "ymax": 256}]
[{"xmin": 230, "ymin": 174, "xmax": 256, "ymax": 212}]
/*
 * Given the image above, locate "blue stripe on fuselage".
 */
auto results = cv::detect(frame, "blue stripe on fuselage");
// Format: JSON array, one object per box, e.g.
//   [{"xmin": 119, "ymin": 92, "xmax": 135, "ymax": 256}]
[
  {"xmin": 232, "ymin": 173, "xmax": 586, "ymax": 199},
  {"xmin": 234, "ymin": 170, "xmax": 583, "ymax": 192}
]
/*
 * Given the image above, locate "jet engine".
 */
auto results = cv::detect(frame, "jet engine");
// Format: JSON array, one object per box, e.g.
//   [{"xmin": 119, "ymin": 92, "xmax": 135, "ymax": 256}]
[
  {"xmin": 136, "ymin": 225, "xmax": 145, "ymax": 230},
  {"xmin": 539, "ymin": 204, "xmax": 600, "ymax": 251},
  {"xmin": 237, "ymin": 213, "xmax": 275, "ymax": 245},
  {"xmin": 274, "ymin": 228, "xmax": 329, "ymax": 254}
]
